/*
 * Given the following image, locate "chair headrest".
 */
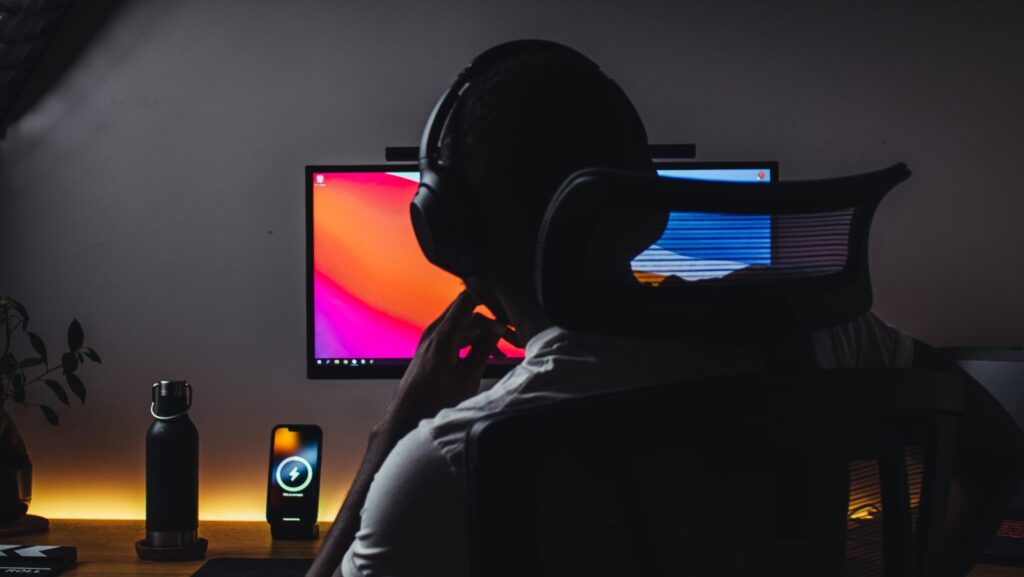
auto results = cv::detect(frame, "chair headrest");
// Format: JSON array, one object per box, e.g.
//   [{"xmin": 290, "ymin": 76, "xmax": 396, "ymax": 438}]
[{"xmin": 535, "ymin": 163, "xmax": 911, "ymax": 342}]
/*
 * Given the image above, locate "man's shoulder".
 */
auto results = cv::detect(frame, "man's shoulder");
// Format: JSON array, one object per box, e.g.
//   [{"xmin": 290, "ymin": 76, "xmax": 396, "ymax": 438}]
[
  {"xmin": 418, "ymin": 327, "xmax": 613, "ymax": 471},
  {"xmin": 421, "ymin": 326, "xmax": 766, "ymax": 471},
  {"xmin": 812, "ymin": 312, "xmax": 915, "ymax": 369},
  {"xmin": 418, "ymin": 362, "xmax": 556, "ymax": 473}
]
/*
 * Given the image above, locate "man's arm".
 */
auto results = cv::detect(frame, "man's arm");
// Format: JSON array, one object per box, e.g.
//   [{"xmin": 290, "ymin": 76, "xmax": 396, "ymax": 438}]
[
  {"xmin": 305, "ymin": 290, "xmax": 505, "ymax": 577},
  {"xmin": 305, "ymin": 415, "xmax": 408, "ymax": 577}
]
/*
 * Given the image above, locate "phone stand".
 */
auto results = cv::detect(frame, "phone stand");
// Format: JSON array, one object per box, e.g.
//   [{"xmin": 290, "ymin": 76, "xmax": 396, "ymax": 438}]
[{"xmin": 270, "ymin": 523, "xmax": 319, "ymax": 540}]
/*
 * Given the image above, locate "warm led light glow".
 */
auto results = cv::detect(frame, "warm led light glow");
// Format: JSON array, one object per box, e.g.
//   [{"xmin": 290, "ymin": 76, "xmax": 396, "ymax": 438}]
[
  {"xmin": 27, "ymin": 476, "xmax": 347, "ymax": 522},
  {"xmin": 848, "ymin": 496, "xmax": 883, "ymax": 522},
  {"xmin": 848, "ymin": 508, "xmax": 876, "ymax": 521}
]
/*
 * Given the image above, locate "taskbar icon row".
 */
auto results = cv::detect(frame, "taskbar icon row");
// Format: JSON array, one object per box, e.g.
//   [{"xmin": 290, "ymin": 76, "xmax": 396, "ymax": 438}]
[{"xmin": 316, "ymin": 358, "xmax": 374, "ymax": 366}]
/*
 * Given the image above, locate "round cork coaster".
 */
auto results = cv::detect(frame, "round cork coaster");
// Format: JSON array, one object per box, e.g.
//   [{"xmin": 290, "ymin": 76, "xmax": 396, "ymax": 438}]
[{"xmin": 135, "ymin": 537, "xmax": 208, "ymax": 561}]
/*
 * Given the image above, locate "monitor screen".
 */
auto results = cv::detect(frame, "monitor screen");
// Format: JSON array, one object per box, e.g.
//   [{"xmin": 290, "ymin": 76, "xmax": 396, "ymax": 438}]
[
  {"xmin": 947, "ymin": 347, "xmax": 1024, "ymax": 509},
  {"xmin": 307, "ymin": 162, "xmax": 778, "ymax": 379}
]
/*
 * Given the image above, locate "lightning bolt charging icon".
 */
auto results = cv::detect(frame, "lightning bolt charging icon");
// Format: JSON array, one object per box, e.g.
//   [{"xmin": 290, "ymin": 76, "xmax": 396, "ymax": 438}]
[{"xmin": 276, "ymin": 456, "xmax": 314, "ymax": 493}]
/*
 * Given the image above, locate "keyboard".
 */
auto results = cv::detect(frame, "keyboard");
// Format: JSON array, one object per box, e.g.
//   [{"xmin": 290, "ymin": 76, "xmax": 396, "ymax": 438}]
[{"xmin": 998, "ymin": 519, "xmax": 1024, "ymax": 540}]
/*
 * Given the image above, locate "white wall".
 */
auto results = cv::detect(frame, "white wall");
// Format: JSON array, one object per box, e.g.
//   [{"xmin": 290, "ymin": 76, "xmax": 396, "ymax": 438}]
[{"xmin": 1, "ymin": 0, "xmax": 1022, "ymax": 520}]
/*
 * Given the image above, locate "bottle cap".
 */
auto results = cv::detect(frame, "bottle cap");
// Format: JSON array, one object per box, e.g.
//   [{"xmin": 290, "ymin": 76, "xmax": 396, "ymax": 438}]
[{"xmin": 151, "ymin": 380, "xmax": 192, "ymax": 420}]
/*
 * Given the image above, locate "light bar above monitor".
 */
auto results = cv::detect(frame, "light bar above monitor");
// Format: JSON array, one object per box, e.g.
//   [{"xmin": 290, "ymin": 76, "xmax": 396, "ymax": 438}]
[{"xmin": 383, "ymin": 143, "xmax": 697, "ymax": 162}]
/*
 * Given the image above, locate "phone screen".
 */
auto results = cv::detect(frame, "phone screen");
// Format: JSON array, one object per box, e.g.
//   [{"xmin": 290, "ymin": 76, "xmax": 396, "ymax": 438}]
[{"xmin": 267, "ymin": 424, "xmax": 322, "ymax": 525}]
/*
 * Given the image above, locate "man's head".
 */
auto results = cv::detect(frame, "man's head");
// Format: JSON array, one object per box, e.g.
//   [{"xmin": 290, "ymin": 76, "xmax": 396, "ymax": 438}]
[{"xmin": 413, "ymin": 40, "xmax": 656, "ymax": 333}]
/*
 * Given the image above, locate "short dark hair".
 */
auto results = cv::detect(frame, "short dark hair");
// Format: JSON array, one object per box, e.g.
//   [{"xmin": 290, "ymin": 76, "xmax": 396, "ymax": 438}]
[{"xmin": 441, "ymin": 51, "xmax": 653, "ymax": 237}]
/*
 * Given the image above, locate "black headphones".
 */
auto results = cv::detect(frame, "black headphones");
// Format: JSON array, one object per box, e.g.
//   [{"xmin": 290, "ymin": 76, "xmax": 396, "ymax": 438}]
[{"xmin": 410, "ymin": 39, "xmax": 648, "ymax": 278}]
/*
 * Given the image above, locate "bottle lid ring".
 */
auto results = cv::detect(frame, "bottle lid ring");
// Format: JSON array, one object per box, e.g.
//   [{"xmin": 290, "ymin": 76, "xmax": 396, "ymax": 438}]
[{"xmin": 150, "ymin": 381, "xmax": 192, "ymax": 420}]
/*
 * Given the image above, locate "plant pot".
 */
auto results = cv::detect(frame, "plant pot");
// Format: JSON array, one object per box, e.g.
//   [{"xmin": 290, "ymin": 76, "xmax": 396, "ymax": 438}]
[
  {"xmin": 0, "ymin": 464, "xmax": 29, "ymax": 524},
  {"xmin": 0, "ymin": 408, "xmax": 30, "ymax": 525}
]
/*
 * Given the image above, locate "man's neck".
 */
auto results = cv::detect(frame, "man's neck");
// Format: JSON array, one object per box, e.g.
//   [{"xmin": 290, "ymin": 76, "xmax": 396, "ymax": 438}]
[{"xmin": 496, "ymin": 289, "xmax": 553, "ymax": 345}]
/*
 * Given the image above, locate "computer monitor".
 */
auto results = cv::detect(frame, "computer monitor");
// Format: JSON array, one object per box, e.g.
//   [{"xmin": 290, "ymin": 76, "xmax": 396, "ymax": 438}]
[
  {"xmin": 946, "ymin": 347, "xmax": 1024, "ymax": 510},
  {"xmin": 307, "ymin": 161, "xmax": 779, "ymax": 379}
]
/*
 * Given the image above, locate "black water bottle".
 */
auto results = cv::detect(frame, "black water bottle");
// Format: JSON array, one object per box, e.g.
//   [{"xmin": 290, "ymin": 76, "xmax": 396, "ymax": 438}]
[{"xmin": 139, "ymin": 380, "xmax": 206, "ymax": 559}]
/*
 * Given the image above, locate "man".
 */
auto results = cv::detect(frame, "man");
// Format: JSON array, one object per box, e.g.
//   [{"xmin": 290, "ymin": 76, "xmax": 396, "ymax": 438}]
[{"xmin": 307, "ymin": 41, "xmax": 1024, "ymax": 577}]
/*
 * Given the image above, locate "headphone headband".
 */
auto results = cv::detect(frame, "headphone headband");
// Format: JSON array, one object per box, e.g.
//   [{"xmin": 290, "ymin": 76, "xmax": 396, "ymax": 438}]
[
  {"xmin": 412, "ymin": 39, "xmax": 642, "ymax": 279},
  {"xmin": 419, "ymin": 39, "xmax": 599, "ymax": 166}
]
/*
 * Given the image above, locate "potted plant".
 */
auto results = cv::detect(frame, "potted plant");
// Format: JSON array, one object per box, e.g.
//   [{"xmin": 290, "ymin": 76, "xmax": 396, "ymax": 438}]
[{"xmin": 0, "ymin": 296, "xmax": 99, "ymax": 526}]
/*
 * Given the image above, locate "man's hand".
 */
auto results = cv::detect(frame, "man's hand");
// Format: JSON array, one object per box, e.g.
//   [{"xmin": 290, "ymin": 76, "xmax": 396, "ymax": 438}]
[{"xmin": 383, "ymin": 289, "xmax": 506, "ymax": 432}]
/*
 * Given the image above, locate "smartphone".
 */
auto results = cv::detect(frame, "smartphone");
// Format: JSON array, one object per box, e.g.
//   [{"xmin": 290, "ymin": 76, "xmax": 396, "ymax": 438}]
[{"xmin": 266, "ymin": 424, "xmax": 322, "ymax": 528}]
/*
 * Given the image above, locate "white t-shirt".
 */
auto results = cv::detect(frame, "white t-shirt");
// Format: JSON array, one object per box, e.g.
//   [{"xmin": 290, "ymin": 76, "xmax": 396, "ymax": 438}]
[{"xmin": 340, "ymin": 314, "xmax": 913, "ymax": 577}]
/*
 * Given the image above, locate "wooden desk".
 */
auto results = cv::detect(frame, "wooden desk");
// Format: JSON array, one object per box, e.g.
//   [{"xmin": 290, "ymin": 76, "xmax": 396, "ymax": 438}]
[
  {"xmin": 17, "ymin": 519, "xmax": 324, "ymax": 576},
  {"xmin": 11, "ymin": 519, "xmax": 1024, "ymax": 576}
]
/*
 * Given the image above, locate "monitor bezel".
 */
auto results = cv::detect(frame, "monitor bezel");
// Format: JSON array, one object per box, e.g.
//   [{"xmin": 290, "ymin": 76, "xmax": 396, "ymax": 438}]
[
  {"xmin": 306, "ymin": 161, "xmax": 780, "ymax": 380},
  {"xmin": 941, "ymin": 346, "xmax": 1024, "ymax": 363},
  {"xmin": 653, "ymin": 160, "xmax": 779, "ymax": 182}
]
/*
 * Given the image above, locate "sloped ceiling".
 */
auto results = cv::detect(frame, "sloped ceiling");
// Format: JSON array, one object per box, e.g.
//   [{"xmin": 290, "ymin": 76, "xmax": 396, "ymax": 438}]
[
  {"xmin": 1, "ymin": 0, "xmax": 131, "ymax": 138},
  {"xmin": 0, "ymin": 0, "xmax": 76, "ymax": 135}
]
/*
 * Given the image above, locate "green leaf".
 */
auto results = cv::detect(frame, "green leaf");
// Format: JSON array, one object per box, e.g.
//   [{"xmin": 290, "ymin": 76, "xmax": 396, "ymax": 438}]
[
  {"xmin": 11, "ymin": 300, "xmax": 29, "ymax": 329},
  {"xmin": 0, "ymin": 354, "xmax": 15, "ymax": 376},
  {"xmin": 61, "ymin": 352, "xmax": 79, "ymax": 374},
  {"xmin": 65, "ymin": 372, "xmax": 86, "ymax": 404},
  {"xmin": 12, "ymin": 372, "xmax": 25, "ymax": 404},
  {"xmin": 83, "ymin": 348, "xmax": 102, "ymax": 364},
  {"xmin": 68, "ymin": 319, "xmax": 84, "ymax": 352},
  {"xmin": 27, "ymin": 332, "xmax": 48, "ymax": 365},
  {"xmin": 18, "ymin": 357, "xmax": 44, "ymax": 369},
  {"xmin": 40, "ymin": 405, "xmax": 59, "ymax": 426},
  {"xmin": 44, "ymin": 379, "xmax": 69, "ymax": 405}
]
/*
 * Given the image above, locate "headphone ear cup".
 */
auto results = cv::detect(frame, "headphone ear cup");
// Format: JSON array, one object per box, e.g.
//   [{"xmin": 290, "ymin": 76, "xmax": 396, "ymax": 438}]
[
  {"xmin": 410, "ymin": 182, "xmax": 480, "ymax": 278},
  {"xmin": 410, "ymin": 186, "xmax": 438, "ymax": 266},
  {"xmin": 414, "ymin": 41, "xmax": 601, "ymax": 280}
]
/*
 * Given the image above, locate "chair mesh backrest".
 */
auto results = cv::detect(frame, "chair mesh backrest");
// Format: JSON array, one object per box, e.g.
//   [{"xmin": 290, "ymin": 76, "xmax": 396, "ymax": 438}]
[
  {"xmin": 533, "ymin": 457, "xmax": 847, "ymax": 577},
  {"xmin": 536, "ymin": 164, "xmax": 911, "ymax": 341},
  {"xmin": 529, "ymin": 449, "xmax": 924, "ymax": 577},
  {"xmin": 844, "ymin": 447, "xmax": 925, "ymax": 576},
  {"xmin": 465, "ymin": 164, "xmax": 951, "ymax": 576},
  {"xmin": 467, "ymin": 371, "xmax": 967, "ymax": 577}
]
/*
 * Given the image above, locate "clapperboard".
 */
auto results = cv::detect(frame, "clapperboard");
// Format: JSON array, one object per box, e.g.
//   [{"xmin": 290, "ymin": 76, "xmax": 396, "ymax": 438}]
[{"xmin": 0, "ymin": 545, "xmax": 76, "ymax": 575}]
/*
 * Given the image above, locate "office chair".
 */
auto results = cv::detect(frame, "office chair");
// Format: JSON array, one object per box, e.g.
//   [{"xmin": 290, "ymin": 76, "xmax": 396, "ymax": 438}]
[{"xmin": 465, "ymin": 164, "xmax": 971, "ymax": 577}]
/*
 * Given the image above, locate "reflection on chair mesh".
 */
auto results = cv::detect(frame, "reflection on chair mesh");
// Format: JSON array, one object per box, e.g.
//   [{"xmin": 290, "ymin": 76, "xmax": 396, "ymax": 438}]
[
  {"xmin": 845, "ymin": 446, "xmax": 924, "ymax": 577},
  {"xmin": 589, "ymin": 208, "xmax": 857, "ymax": 286},
  {"xmin": 533, "ymin": 446, "xmax": 924, "ymax": 577}
]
